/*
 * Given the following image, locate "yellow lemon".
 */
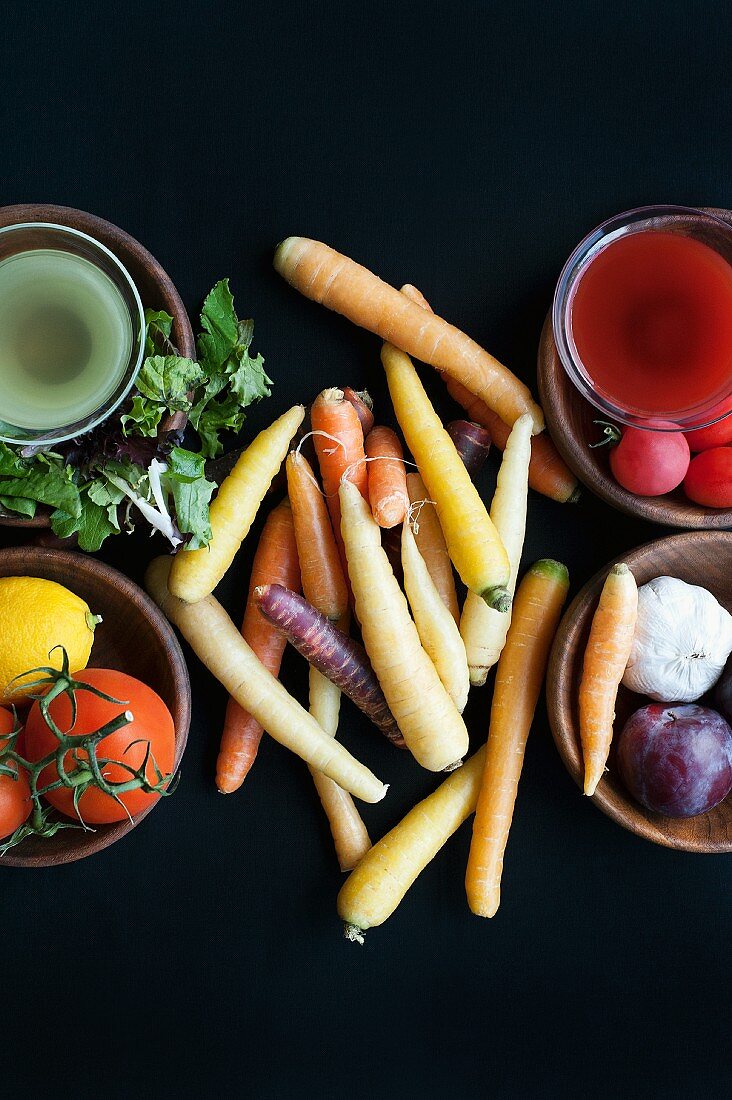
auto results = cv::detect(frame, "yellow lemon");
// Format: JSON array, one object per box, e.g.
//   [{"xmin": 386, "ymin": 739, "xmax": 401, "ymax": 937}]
[{"xmin": 0, "ymin": 576, "xmax": 99, "ymax": 702}]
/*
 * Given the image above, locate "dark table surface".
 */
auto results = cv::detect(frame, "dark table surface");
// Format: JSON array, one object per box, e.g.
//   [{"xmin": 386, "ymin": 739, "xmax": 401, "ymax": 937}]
[{"xmin": 2, "ymin": 3, "xmax": 730, "ymax": 1097}]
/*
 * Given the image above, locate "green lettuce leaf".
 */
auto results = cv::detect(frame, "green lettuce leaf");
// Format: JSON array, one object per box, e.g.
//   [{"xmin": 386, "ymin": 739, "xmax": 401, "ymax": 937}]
[
  {"xmin": 120, "ymin": 394, "xmax": 164, "ymax": 438},
  {"xmin": 51, "ymin": 491, "xmax": 120, "ymax": 552},
  {"xmin": 0, "ymin": 457, "xmax": 80, "ymax": 517},
  {"xmin": 144, "ymin": 308, "xmax": 176, "ymax": 356},
  {"xmin": 161, "ymin": 447, "xmax": 215, "ymax": 548},
  {"xmin": 0, "ymin": 495, "xmax": 36, "ymax": 517},
  {"xmin": 189, "ymin": 280, "xmax": 272, "ymax": 457},
  {"xmin": 135, "ymin": 355, "xmax": 206, "ymax": 411}
]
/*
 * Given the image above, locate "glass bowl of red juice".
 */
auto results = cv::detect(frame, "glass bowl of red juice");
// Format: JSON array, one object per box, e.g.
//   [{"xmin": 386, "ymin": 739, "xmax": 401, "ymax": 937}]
[{"xmin": 553, "ymin": 206, "xmax": 732, "ymax": 433}]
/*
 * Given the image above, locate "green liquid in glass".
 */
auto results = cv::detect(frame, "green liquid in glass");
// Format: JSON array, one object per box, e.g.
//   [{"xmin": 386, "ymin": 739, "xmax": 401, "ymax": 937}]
[{"xmin": 0, "ymin": 249, "xmax": 132, "ymax": 430}]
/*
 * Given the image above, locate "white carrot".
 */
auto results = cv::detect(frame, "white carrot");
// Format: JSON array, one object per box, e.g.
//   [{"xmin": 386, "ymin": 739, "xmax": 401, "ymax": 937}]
[
  {"xmin": 145, "ymin": 556, "xmax": 387, "ymax": 804},
  {"xmin": 307, "ymin": 669, "xmax": 372, "ymax": 870},
  {"xmin": 460, "ymin": 414, "xmax": 533, "ymax": 685},
  {"xmin": 339, "ymin": 480, "xmax": 469, "ymax": 773},
  {"xmin": 401, "ymin": 520, "xmax": 469, "ymax": 713}
]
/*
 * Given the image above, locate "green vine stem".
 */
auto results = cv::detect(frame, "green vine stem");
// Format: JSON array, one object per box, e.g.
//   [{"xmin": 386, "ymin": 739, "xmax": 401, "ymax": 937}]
[
  {"xmin": 589, "ymin": 420, "xmax": 623, "ymax": 449},
  {"xmin": 0, "ymin": 647, "xmax": 177, "ymax": 855}
]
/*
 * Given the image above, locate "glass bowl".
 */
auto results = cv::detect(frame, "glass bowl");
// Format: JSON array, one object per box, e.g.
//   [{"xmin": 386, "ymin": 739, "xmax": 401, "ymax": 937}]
[
  {"xmin": 0, "ymin": 221, "xmax": 145, "ymax": 446},
  {"xmin": 553, "ymin": 205, "xmax": 732, "ymax": 433}
]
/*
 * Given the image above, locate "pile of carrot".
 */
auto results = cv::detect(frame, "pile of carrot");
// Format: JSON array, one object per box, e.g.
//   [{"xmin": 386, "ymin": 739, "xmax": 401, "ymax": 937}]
[{"xmin": 144, "ymin": 235, "xmax": 580, "ymax": 941}]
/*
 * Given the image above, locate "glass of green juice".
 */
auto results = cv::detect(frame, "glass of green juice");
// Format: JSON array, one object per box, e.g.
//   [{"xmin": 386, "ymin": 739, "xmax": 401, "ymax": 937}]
[{"xmin": 0, "ymin": 222, "xmax": 146, "ymax": 445}]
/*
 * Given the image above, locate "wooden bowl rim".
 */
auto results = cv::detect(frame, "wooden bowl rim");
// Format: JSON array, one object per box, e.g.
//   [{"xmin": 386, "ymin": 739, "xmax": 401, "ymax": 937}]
[
  {"xmin": 547, "ymin": 529, "xmax": 732, "ymax": 853},
  {"xmin": 0, "ymin": 546, "xmax": 191, "ymax": 867},
  {"xmin": 0, "ymin": 202, "xmax": 195, "ymax": 531}
]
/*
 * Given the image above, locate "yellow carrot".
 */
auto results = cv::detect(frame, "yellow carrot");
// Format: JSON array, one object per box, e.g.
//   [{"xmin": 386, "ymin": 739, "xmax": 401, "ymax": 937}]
[
  {"xmin": 382, "ymin": 343, "xmax": 511, "ymax": 611},
  {"xmin": 274, "ymin": 237, "xmax": 544, "ymax": 432},
  {"xmin": 169, "ymin": 405, "xmax": 305, "ymax": 603},
  {"xmin": 145, "ymin": 556, "xmax": 387, "ymax": 803},
  {"xmin": 338, "ymin": 745, "xmax": 487, "ymax": 942},
  {"xmin": 307, "ymin": 668, "xmax": 372, "ymax": 871},
  {"xmin": 339, "ymin": 479, "xmax": 468, "ymax": 772},
  {"xmin": 466, "ymin": 559, "xmax": 569, "ymax": 917},
  {"xmin": 401, "ymin": 520, "xmax": 469, "ymax": 713},
  {"xmin": 406, "ymin": 473, "xmax": 459, "ymax": 623},
  {"xmin": 579, "ymin": 563, "xmax": 638, "ymax": 797},
  {"xmin": 460, "ymin": 414, "xmax": 533, "ymax": 686}
]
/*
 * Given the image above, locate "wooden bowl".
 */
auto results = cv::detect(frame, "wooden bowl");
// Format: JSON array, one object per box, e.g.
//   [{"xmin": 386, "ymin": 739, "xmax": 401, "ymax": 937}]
[
  {"xmin": 0, "ymin": 547, "xmax": 190, "ymax": 867},
  {"xmin": 0, "ymin": 203, "xmax": 195, "ymax": 531},
  {"xmin": 547, "ymin": 530, "xmax": 732, "ymax": 852},
  {"xmin": 537, "ymin": 316, "xmax": 732, "ymax": 529}
]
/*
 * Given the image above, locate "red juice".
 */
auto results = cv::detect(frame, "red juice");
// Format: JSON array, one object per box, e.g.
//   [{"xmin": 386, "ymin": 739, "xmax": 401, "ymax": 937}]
[{"xmin": 570, "ymin": 231, "xmax": 732, "ymax": 418}]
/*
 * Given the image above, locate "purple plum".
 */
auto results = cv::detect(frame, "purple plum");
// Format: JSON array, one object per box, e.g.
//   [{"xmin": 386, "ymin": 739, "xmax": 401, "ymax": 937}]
[{"xmin": 617, "ymin": 703, "xmax": 732, "ymax": 818}]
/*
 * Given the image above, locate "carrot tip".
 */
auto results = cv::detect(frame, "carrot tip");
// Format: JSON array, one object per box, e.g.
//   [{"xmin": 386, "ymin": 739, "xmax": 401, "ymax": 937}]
[
  {"xmin": 343, "ymin": 922, "xmax": 365, "ymax": 945},
  {"xmin": 567, "ymin": 485, "xmax": 582, "ymax": 504},
  {"xmin": 443, "ymin": 758, "xmax": 464, "ymax": 773},
  {"xmin": 482, "ymin": 586, "xmax": 512, "ymax": 614}
]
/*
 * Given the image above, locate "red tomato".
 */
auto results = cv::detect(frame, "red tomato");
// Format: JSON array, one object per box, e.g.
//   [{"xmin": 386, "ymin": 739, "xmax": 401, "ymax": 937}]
[
  {"xmin": 608, "ymin": 426, "xmax": 690, "ymax": 496},
  {"xmin": 24, "ymin": 670, "xmax": 175, "ymax": 825},
  {"xmin": 683, "ymin": 447, "xmax": 732, "ymax": 507},
  {"xmin": 684, "ymin": 400, "xmax": 732, "ymax": 452},
  {"xmin": 0, "ymin": 705, "xmax": 31, "ymax": 840}
]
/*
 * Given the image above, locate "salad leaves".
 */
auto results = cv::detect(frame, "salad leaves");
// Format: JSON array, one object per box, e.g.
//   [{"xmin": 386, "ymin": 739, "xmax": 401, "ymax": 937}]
[{"xmin": 0, "ymin": 280, "xmax": 270, "ymax": 550}]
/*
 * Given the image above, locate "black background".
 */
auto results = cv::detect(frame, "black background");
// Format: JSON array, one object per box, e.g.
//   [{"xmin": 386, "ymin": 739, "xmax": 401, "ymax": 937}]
[{"xmin": 1, "ymin": 3, "xmax": 730, "ymax": 1097}]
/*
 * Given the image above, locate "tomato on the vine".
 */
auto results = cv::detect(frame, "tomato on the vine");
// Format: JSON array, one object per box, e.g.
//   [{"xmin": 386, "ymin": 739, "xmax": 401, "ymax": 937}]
[
  {"xmin": 24, "ymin": 670, "xmax": 175, "ymax": 825},
  {"xmin": 0, "ymin": 705, "xmax": 31, "ymax": 840}
]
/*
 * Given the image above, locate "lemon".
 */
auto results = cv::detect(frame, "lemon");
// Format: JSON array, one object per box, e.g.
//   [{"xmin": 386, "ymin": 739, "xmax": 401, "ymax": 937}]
[{"xmin": 0, "ymin": 576, "xmax": 99, "ymax": 702}]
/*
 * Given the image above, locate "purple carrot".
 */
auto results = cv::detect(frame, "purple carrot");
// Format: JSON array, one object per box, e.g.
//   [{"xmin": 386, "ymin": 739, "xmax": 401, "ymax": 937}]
[
  {"xmin": 343, "ymin": 387, "xmax": 375, "ymax": 436},
  {"xmin": 254, "ymin": 583, "xmax": 405, "ymax": 747},
  {"xmin": 446, "ymin": 419, "xmax": 492, "ymax": 477}
]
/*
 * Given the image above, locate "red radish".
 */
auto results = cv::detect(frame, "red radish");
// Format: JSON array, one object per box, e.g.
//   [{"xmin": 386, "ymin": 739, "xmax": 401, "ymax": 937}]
[
  {"xmin": 446, "ymin": 420, "xmax": 492, "ymax": 477},
  {"xmin": 684, "ymin": 403, "xmax": 732, "ymax": 452},
  {"xmin": 683, "ymin": 447, "xmax": 732, "ymax": 507},
  {"xmin": 594, "ymin": 421, "xmax": 690, "ymax": 496},
  {"xmin": 254, "ymin": 583, "xmax": 405, "ymax": 747}
]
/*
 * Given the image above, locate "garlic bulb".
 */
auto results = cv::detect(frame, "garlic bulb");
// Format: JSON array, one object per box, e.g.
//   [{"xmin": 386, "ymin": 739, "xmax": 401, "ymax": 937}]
[{"xmin": 622, "ymin": 576, "xmax": 732, "ymax": 702}]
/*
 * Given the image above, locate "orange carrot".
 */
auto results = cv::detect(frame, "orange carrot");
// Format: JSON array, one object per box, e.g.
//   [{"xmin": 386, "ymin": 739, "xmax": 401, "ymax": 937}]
[
  {"xmin": 444, "ymin": 376, "xmax": 579, "ymax": 503},
  {"xmin": 465, "ymin": 559, "xmax": 569, "ymax": 917},
  {"xmin": 286, "ymin": 448, "xmax": 371, "ymax": 869},
  {"xmin": 343, "ymin": 387, "xmax": 375, "ymax": 436},
  {"xmin": 215, "ymin": 498, "xmax": 301, "ymax": 793},
  {"xmin": 274, "ymin": 238, "xmax": 544, "ymax": 432},
  {"xmin": 311, "ymin": 387, "xmax": 368, "ymax": 582},
  {"xmin": 286, "ymin": 450, "xmax": 349, "ymax": 623},
  {"xmin": 406, "ymin": 472, "xmax": 459, "ymax": 624},
  {"xmin": 579, "ymin": 563, "xmax": 638, "ymax": 796},
  {"xmin": 365, "ymin": 426, "xmax": 409, "ymax": 528}
]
